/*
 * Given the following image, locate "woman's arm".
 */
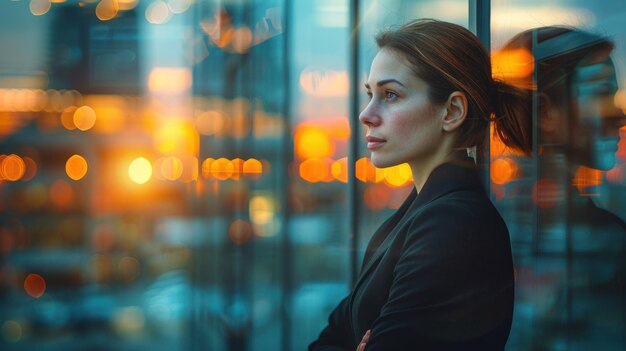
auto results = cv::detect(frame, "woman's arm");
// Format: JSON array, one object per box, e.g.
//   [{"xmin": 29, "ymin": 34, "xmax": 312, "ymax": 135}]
[{"xmin": 308, "ymin": 295, "xmax": 354, "ymax": 351}]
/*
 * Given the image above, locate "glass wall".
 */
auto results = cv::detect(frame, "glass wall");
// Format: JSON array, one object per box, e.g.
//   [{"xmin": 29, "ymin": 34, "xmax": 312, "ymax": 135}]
[
  {"xmin": 491, "ymin": 1, "xmax": 626, "ymax": 350},
  {"xmin": 0, "ymin": 0, "xmax": 624, "ymax": 350}
]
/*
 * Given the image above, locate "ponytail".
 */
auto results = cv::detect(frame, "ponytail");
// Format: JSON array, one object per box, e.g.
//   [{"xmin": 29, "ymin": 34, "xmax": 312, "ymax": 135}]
[{"xmin": 491, "ymin": 80, "xmax": 532, "ymax": 155}]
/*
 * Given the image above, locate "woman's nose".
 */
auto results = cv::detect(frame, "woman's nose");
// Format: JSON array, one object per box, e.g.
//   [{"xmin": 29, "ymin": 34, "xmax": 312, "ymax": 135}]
[{"xmin": 359, "ymin": 102, "xmax": 381, "ymax": 127}]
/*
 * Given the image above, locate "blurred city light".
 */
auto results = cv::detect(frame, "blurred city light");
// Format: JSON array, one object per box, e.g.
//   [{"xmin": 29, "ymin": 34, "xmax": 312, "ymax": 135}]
[
  {"xmin": 73, "ymin": 105, "xmax": 97, "ymax": 131},
  {"xmin": 128, "ymin": 157, "xmax": 152, "ymax": 184},
  {"xmin": 24, "ymin": 273, "xmax": 46, "ymax": 298},
  {"xmin": 491, "ymin": 157, "xmax": 519, "ymax": 185},
  {"xmin": 29, "ymin": 0, "xmax": 51, "ymax": 16},
  {"xmin": 145, "ymin": 1, "xmax": 172, "ymax": 25},
  {"xmin": 65, "ymin": 154, "xmax": 88, "ymax": 180}
]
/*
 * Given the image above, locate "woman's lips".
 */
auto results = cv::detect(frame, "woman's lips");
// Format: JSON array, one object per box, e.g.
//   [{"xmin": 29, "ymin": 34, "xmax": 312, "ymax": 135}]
[{"xmin": 366, "ymin": 136, "xmax": 386, "ymax": 149}]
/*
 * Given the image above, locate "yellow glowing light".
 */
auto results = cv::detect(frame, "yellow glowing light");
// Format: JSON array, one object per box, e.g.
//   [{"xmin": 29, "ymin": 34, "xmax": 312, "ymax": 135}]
[
  {"xmin": 167, "ymin": 0, "xmax": 191, "ymax": 14},
  {"xmin": 299, "ymin": 68, "xmax": 349, "ymax": 97},
  {"xmin": 145, "ymin": 1, "xmax": 171, "ymax": 25},
  {"xmin": 2, "ymin": 154, "xmax": 26, "ymax": 181},
  {"xmin": 383, "ymin": 163, "xmax": 412, "ymax": 187},
  {"xmin": 154, "ymin": 118, "xmax": 199, "ymax": 155},
  {"xmin": 160, "ymin": 156, "xmax": 183, "ymax": 181},
  {"xmin": 83, "ymin": 95, "xmax": 126, "ymax": 134},
  {"xmin": 96, "ymin": 0, "xmax": 119, "ymax": 20},
  {"xmin": 73, "ymin": 105, "xmax": 97, "ymax": 131},
  {"xmin": 24, "ymin": 273, "xmax": 46, "ymax": 298},
  {"xmin": 491, "ymin": 157, "xmax": 518, "ymax": 185},
  {"xmin": 249, "ymin": 195, "xmax": 274, "ymax": 225},
  {"xmin": 65, "ymin": 155, "xmax": 88, "ymax": 180},
  {"xmin": 295, "ymin": 125, "xmax": 334, "ymax": 160},
  {"xmin": 128, "ymin": 157, "xmax": 152, "ymax": 184},
  {"xmin": 29, "ymin": 0, "xmax": 51, "ymax": 16},
  {"xmin": 331, "ymin": 157, "xmax": 348, "ymax": 183},
  {"xmin": 148, "ymin": 67, "xmax": 192, "ymax": 94}
]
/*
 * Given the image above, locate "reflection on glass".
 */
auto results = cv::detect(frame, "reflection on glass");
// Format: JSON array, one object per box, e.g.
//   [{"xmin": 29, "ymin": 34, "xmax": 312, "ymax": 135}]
[{"xmin": 494, "ymin": 15, "xmax": 626, "ymax": 348}]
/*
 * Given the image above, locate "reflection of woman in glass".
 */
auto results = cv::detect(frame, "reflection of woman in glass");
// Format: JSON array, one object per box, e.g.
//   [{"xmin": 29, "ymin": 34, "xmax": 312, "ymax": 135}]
[
  {"xmin": 502, "ymin": 28, "xmax": 626, "ymax": 347},
  {"xmin": 309, "ymin": 19, "xmax": 532, "ymax": 350}
]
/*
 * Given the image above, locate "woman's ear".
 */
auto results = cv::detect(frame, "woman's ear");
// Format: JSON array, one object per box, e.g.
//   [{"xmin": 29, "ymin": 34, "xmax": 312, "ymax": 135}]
[{"xmin": 442, "ymin": 91, "xmax": 467, "ymax": 132}]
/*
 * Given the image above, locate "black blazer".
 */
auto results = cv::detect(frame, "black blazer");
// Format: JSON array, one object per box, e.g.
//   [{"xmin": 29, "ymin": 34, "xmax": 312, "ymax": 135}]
[{"xmin": 309, "ymin": 156, "xmax": 514, "ymax": 351}]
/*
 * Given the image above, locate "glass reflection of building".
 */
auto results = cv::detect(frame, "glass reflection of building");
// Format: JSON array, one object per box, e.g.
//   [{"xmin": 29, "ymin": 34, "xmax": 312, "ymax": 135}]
[{"xmin": 0, "ymin": 0, "xmax": 625, "ymax": 350}]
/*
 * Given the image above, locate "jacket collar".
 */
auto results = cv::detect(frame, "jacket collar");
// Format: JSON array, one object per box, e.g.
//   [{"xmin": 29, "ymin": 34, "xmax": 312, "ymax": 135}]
[{"xmin": 357, "ymin": 153, "xmax": 485, "ymax": 282}]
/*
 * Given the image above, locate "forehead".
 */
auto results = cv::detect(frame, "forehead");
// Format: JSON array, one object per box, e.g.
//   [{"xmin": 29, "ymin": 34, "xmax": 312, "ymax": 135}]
[{"xmin": 367, "ymin": 48, "xmax": 415, "ymax": 82}]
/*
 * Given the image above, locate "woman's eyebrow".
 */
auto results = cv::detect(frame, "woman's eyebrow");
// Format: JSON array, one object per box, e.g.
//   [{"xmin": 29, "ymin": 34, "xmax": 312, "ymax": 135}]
[{"xmin": 364, "ymin": 79, "xmax": 405, "ymax": 89}]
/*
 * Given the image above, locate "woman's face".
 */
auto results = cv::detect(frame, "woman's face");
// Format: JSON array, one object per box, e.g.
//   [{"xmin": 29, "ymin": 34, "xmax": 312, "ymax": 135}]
[{"xmin": 359, "ymin": 48, "xmax": 444, "ymax": 169}]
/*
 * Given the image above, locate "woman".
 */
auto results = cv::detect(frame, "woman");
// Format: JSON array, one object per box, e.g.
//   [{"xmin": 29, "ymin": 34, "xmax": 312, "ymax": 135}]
[{"xmin": 309, "ymin": 19, "xmax": 531, "ymax": 350}]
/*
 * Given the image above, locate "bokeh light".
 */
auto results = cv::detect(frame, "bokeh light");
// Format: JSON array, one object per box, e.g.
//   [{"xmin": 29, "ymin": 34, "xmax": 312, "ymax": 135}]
[
  {"xmin": 2, "ymin": 154, "xmax": 26, "ymax": 181},
  {"xmin": 331, "ymin": 157, "xmax": 348, "ymax": 183},
  {"xmin": 160, "ymin": 156, "xmax": 183, "ymax": 181},
  {"xmin": 250, "ymin": 195, "xmax": 274, "ymax": 225},
  {"xmin": 129, "ymin": 157, "xmax": 152, "ymax": 184},
  {"xmin": 295, "ymin": 125, "xmax": 334, "ymax": 159},
  {"xmin": 383, "ymin": 163, "xmax": 412, "ymax": 187},
  {"xmin": 145, "ymin": 0, "xmax": 171, "ymax": 24},
  {"xmin": 21, "ymin": 157, "xmax": 37, "ymax": 181},
  {"xmin": 65, "ymin": 154, "xmax": 88, "ymax": 180},
  {"xmin": 61, "ymin": 106, "xmax": 77, "ymax": 130},
  {"xmin": 299, "ymin": 158, "xmax": 332, "ymax": 183},
  {"xmin": 243, "ymin": 158, "xmax": 263, "ymax": 178},
  {"xmin": 1, "ymin": 320, "xmax": 23, "ymax": 343},
  {"xmin": 491, "ymin": 157, "xmax": 518, "ymax": 184},
  {"xmin": 228, "ymin": 219, "xmax": 254, "ymax": 244},
  {"xmin": 73, "ymin": 105, "xmax": 97, "ymax": 131},
  {"xmin": 23, "ymin": 273, "xmax": 46, "ymax": 298},
  {"xmin": 96, "ymin": 0, "xmax": 119, "ymax": 21},
  {"xmin": 210, "ymin": 158, "xmax": 234, "ymax": 180},
  {"xmin": 167, "ymin": 0, "xmax": 192, "ymax": 14},
  {"xmin": 148, "ymin": 67, "xmax": 191, "ymax": 93},
  {"xmin": 29, "ymin": 0, "xmax": 51, "ymax": 16}
]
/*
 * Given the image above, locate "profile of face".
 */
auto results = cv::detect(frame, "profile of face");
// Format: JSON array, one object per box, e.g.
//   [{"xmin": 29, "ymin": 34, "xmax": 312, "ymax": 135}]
[
  {"xmin": 359, "ymin": 48, "xmax": 445, "ymax": 169},
  {"xmin": 569, "ymin": 54, "xmax": 625, "ymax": 170}
]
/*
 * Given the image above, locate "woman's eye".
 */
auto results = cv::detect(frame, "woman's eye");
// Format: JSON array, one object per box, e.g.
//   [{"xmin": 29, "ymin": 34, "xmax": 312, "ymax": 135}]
[
  {"xmin": 385, "ymin": 91, "xmax": 398, "ymax": 101},
  {"xmin": 366, "ymin": 91, "xmax": 373, "ymax": 100}
]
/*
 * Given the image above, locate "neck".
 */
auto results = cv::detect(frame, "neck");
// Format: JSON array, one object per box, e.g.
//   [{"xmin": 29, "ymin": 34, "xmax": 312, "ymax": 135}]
[{"xmin": 409, "ymin": 146, "xmax": 463, "ymax": 194}]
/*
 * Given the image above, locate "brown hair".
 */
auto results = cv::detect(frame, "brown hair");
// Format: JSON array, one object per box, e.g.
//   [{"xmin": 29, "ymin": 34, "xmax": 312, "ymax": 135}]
[{"xmin": 375, "ymin": 19, "xmax": 532, "ymax": 154}]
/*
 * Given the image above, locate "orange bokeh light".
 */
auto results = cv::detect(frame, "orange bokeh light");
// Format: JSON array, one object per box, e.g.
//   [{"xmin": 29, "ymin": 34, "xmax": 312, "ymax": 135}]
[
  {"xmin": 490, "ymin": 157, "xmax": 518, "ymax": 185},
  {"xmin": 73, "ymin": 105, "xmax": 97, "ymax": 131},
  {"xmin": 299, "ymin": 158, "xmax": 332, "ymax": 183},
  {"xmin": 24, "ymin": 273, "xmax": 46, "ymax": 298},
  {"xmin": 2, "ymin": 154, "xmax": 26, "ymax": 181},
  {"xmin": 331, "ymin": 157, "xmax": 348, "ymax": 183},
  {"xmin": 491, "ymin": 48, "xmax": 534, "ymax": 88},
  {"xmin": 66, "ymin": 154, "xmax": 88, "ymax": 180},
  {"xmin": 243, "ymin": 158, "xmax": 263, "ymax": 178},
  {"xmin": 160, "ymin": 156, "xmax": 183, "ymax": 181},
  {"xmin": 211, "ymin": 158, "xmax": 234, "ymax": 180},
  {"xmin": 572, "ymin": 166, "xmax": 603, "ymax": 195},
  {"xmin": 294, "ymin": 125, "xmax": 334, "ymax": 160},
  {"xmin": 21, "ymin": 157, "xmax": 37, "ymax": 181},
  {"xmin": 299, "ymin": 68, "xmax": 349, "ymax": 97},
  {"xmin": 96, "ymin": 0, "xmax": 119, "ymax": 21}
]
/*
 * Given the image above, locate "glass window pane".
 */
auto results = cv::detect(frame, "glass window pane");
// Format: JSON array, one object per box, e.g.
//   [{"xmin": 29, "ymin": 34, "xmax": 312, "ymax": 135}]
[{"xmin": 492, "ymin": 1, "xmax": 626, "ymax": 349}]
